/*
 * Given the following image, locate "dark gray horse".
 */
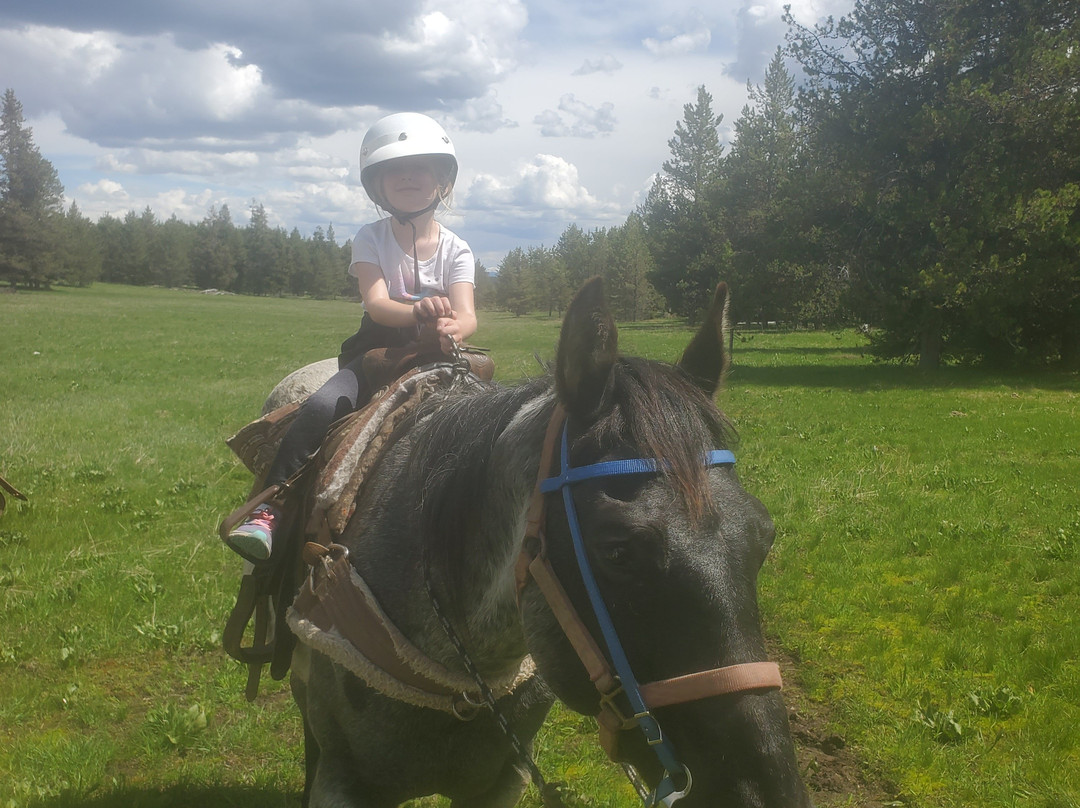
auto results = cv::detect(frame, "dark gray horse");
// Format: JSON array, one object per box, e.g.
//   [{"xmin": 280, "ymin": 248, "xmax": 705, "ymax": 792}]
[{"xmin": 288, "ymin": 279, "xmax": 810, "ymax": 807}]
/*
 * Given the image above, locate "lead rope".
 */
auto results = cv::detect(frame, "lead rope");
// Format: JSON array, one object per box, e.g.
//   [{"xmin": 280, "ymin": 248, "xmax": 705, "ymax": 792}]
[
  {"xmin": 421, "ymin": 565, "xmax": 570, "ymax": 808},
  {"xmin": 622, "ymin": 764, "xmax": 651, "ymax": 802}
]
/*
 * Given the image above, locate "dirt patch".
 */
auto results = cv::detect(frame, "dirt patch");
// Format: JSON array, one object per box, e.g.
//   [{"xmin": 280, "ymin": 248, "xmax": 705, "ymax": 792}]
[{"xmin": 771, "ymin": 643, "xmax": 899, "ymax": 807}]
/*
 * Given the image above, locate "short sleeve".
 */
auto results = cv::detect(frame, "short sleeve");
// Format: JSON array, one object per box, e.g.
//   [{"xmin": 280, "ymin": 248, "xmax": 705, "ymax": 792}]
[
  {"xmin": 348, "ymin": 224, "xmax": 380, "ymax": 278},
  {"xmin": 447, "ymin": 238, "xmax": 475, "ymax": 287}
]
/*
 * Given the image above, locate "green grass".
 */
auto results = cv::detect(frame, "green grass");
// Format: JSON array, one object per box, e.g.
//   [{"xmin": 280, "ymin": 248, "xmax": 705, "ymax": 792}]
[
  {"xmin": 1, "ymin": 285, "xmax": 1078, "ymax": 807},
  {"xmin": 720, "ymin": 332, "xmax": 1080, "ymax": 808}
]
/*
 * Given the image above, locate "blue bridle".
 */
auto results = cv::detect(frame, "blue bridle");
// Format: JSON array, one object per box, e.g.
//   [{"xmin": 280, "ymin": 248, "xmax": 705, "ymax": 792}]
[{"xmin": 539, "ymin": 423, "xmax": 736, "ymax": 806}]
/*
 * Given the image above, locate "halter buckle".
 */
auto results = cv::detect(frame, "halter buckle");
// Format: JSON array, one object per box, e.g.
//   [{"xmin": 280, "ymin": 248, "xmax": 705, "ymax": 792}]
[
  {"xmin": 656, "ymin": 766, "xmax": 693, "ymax": 807},
  {"xmin": 635, "ymin": 710, "xmax": 665, "ymax": 747},
  {"xmin": 597, "ymin": 679, "xmax": 637, "ymax": 732}
]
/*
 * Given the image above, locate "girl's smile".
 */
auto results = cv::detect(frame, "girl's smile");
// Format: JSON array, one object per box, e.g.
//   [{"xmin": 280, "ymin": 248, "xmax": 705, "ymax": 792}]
[{"xmin": 381, "ymin": 158, "xmax": 440, "ymax": 213}]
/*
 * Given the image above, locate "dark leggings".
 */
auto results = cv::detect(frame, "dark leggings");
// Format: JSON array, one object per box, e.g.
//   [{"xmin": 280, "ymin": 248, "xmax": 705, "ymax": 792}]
[{"xmin": 262, "ymin": 355, "xmax": 371, "ymax": 489}]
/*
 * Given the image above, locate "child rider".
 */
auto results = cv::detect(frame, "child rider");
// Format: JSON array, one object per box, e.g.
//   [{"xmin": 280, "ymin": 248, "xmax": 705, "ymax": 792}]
[{"xmin": 226, "ymin": 112, "xmax": 477, "ymax": 563}]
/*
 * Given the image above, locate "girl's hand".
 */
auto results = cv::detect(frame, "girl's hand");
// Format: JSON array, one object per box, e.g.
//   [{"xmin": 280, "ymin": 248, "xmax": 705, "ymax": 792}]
[
  {"xmin": 412, "ymin": 296, "xmax": 459, "ymax": 353},
  {"xmin": 412, "ymin": 295, "xmax": 454, "ymax": 323},
  {"xmin": 434, "ymin": 316, "xmax": 461, "ymax": 354}
]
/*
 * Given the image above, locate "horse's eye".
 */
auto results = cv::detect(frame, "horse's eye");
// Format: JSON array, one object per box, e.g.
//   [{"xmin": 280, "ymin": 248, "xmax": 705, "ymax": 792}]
[
  {"xmin": 594, "ymin": 528, "xmax": 661, "ymax": 577},
  {"xmin": 593, "ymin": 537, "xmax": 632, "ymax": 569},
  {"xmin": 606, "ymin": 543, "xmax": 629, "ymax": 565}
]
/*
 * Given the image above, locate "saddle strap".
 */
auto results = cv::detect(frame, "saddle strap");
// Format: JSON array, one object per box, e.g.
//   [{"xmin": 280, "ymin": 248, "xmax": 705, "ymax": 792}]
[{"xmin": 288, "ymin": 543, "xmax": 537, "ymax": 716}]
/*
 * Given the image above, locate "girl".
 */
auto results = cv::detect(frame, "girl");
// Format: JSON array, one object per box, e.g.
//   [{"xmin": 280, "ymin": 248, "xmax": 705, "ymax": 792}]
[{"xmin": 227, "ymin": 112, "xmax": 477, "ymax": 563}]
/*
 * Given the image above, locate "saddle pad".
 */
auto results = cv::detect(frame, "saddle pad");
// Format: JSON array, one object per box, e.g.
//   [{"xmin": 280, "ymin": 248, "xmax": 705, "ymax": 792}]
[
  {"xmin": 287, "ymin": 543, "xmax": 536, "ymax": 715},
  {"xmin": 310, "ymin": 364, "xmax": 454, "ymax": 537},
  {"xmin": 225, "ymin": 401, "xmax": 302, "ymax": 485}
]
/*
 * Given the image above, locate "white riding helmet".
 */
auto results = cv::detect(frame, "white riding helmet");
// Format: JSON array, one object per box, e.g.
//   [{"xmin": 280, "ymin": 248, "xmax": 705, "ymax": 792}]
[{"xmin": 359, "ymin": 113, "xmax": 458, "ymax": 208}]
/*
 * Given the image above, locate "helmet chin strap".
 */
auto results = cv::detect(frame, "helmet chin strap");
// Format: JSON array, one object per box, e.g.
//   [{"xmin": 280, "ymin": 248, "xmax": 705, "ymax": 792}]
[{"xmin": 384, "ymin": 196, "xmax": 441, "ymax": 226}]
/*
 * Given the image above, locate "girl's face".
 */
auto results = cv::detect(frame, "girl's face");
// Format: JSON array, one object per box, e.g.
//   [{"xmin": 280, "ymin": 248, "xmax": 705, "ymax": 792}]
[{"xmin": 380, "ymin": 157, "xmax": 441, "ymax": 214}]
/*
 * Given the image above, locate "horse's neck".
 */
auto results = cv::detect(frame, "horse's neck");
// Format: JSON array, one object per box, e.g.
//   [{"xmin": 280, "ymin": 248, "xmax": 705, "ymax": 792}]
[
  {"xmin": 352, "ymin": 386, "xmax": 555, "ymax": 677},
  {"xmin": 448, "ymin": 391, "xmax": 556, "ymax": 665}
]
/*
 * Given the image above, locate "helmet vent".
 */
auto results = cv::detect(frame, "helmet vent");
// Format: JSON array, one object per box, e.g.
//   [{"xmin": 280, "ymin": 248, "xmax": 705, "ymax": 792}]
[{"xmin": 398, "ymin": 132, "xmax": 408, "ymax": 141}]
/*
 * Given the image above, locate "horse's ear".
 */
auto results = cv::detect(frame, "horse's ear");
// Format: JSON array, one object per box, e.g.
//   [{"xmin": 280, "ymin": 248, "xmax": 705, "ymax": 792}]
[
  {"xmin": 677, "ymin": 282, "xmax": 731, "ymax": 396},
  {"xmin": 556, "ymin": 277, "xmax": 618, "ymax": 416}
]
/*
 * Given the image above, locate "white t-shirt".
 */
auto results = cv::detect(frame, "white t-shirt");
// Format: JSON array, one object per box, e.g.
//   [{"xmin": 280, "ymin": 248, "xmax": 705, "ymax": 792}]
[{"xmin": 348, "ymin": 217, "xmax": 475, "ymax": 299}]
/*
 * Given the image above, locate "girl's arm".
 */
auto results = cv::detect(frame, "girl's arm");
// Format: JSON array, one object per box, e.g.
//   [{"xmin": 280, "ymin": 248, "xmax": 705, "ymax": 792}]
[
  {"xmin": 432, "ymin": 282, "xmax": 477, "ymax": 351},
  {"xmin": 353, "ymin": 262, "xmax": 477, "ymax": 352},
  {"xmin": 353, "ymin": 261, "xmax": 423, "ymax": 328}
]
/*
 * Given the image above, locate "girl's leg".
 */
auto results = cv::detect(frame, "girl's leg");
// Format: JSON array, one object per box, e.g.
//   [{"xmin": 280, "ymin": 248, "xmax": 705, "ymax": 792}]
[
  {"xmin": 263, "ymin": 358, "xmax": 369, "ymax": 489},
  {"xmin": 228, "ymin": 357, "xmax": 369, "ymax": 562}
]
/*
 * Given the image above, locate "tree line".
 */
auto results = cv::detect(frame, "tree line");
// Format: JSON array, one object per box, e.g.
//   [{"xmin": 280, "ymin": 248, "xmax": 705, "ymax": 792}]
[
  {"xmin": 2, "ymin": 0, "xmax": 1078, "ymax": 367},
  {"xmin": 0, "ymin": 88, "xmax": 355, "ymax": 299},
  {"xmin": 486, "ymin": 0, "xmax": 1079, "ymax": 368}
]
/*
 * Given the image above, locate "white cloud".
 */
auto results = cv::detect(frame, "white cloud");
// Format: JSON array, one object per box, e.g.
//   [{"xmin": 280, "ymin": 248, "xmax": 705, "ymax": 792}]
[
  {"xmin": 534, "ymin": 95, "xmax": 616, "ymax": 138},
  {"xmin": 96, "ymin": 154, "xmax": 138, "ymax": 174},
  {"xmin": 451, "ymin": 91, "xmax": 519, "ymax": 134},
  {"xmin": 2, "ymin": 0, "xmax": 843, "ymax": 268},
  {"xmin": 0, "ymin": 0, "xmax": 529, "ymax": 150},
  {"xmin": 466, "ymin": 153, "xmax": 619, "ymax": 217},
  {"xmin": 94, "ymin": 149, "xmax": 262, "ymax": 176},
  {"xmin": 726, "ymin": 0, "xmax": 852, "ymax": 81},
  {"xmin": 0, "ymin": 26, "xmax": 358, "ymax": 149},
  {"xmin": 643, "ymin": 15, "xmax": 712, "ymax": 57},
  {"xmin": 371, "ymin": 0, "xmax": 528, "ymax": 101},
  {"xmin": 572, "ymin": 55, "xmax": 623, "ymax": 75},
  {"xmin": 76, "ymin": 178, "xmax": 129, "ymax": 203}
]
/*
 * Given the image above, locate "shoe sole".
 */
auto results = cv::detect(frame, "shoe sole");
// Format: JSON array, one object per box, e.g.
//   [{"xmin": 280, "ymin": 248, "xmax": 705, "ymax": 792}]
[{"xmin": 227, "ymin": 533, "xmax": 272, "ymax": 563}]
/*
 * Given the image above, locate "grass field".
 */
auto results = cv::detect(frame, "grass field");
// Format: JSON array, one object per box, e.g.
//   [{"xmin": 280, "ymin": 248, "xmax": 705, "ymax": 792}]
[{"xmin": 1, "ymin": 284, "xmax": 1078, "ymax": 808}]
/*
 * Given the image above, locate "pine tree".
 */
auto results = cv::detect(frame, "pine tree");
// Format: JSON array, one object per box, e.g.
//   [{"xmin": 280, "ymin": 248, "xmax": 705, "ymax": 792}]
[
  {"xmin": 495, "ymin": 248, "xmax": 532, "ymax": 316},
  {"xmin": 661, "ymin": 85, "xmax": 724, "ymax": 203},
  {"xmin": 57, "ymin": 202, "xmax": 102, "ymax": 287},
  {"xmin": 192, "ymin": 205, "xmax": 240, "ymax": 290},
  {"xmin": 720, "ymin": 48, "xmax": 806, "ymax": 325},
  {"xmin": 608, "ymin": 213, "xmax": 660, "ymax": 321},
  {"xmin": 645, "ymin": 85, "xmax": 730, "ymax": 320},
  {"xmin": 787, "ymin": 0, "xmax": 1080, "ymax": 366},
  {"xmin": 0, "ymin": 88, "xmax": 65, "ymax": 288}
]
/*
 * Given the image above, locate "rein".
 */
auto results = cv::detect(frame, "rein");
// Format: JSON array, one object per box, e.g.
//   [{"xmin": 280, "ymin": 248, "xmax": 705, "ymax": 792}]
[{"xmin": 517, "ymin": 404, "xmax": 783, "ymax": 807}]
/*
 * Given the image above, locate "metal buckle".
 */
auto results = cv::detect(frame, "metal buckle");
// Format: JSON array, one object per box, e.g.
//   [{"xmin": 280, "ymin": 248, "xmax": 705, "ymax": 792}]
[
  {"xmin": 451, "ymin": 691, "xmax": 483, "ymax": 721},
  {"xmin": 634, "ymin": 709, "xmax": 664, "ymax": 746},
  {"xmin": 659, "ymin": 766, "xmax": 693, "ymax": 807},
  {"xmin": 598, "ymin": 679, "xmax": 638, "ymax": 731}
]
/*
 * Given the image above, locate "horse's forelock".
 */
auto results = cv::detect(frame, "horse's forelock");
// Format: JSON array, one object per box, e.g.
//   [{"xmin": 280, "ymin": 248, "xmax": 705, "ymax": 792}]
[{"xmin": 580, "ymin": 357, "xmax": 734, "ymax": 522}]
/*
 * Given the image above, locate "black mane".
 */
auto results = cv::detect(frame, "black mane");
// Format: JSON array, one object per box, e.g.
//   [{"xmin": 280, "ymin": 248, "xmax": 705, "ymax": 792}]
[
  {"xmin": 408, "ymin": 376, "xmax": 551, "ymax": 595},
  {"xmin": 408, "ymin": 358, "xmax": 734, "ymax": 604}
]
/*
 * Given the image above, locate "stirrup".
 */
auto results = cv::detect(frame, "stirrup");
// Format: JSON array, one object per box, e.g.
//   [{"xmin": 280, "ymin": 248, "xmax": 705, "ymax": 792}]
[{"xmin": 218, "ymin": 484, "xmax": 283, "ymax": 546}]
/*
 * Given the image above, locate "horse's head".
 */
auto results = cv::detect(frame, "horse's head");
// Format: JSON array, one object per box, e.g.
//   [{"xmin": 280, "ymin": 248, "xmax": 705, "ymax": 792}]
[{"xmin": 519, "ymin": 279, "xmax": 810, "ymax": 807}]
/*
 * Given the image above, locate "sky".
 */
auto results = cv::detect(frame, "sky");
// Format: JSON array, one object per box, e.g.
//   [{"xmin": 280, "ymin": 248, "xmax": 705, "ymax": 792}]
[{"xmin": 0, "ymin": 0, "xmax": 851, "ymax": 270}]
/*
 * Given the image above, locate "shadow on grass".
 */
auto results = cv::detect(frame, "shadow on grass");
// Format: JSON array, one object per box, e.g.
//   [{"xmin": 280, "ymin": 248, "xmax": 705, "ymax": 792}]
[
  {"xmin": 725, "ymin": 361, "xmax": 1079, "ymax": 392},
  {"xmin": 617, "ymin": 322, "xmax": 694, "ymax": 332},
  {"xmin": 731, "ymin": 344, "xmax": 870, "ymax": 357},
  {"xmin": 27, "ymin": 785, "xmax": 302, "ymax": 808}
]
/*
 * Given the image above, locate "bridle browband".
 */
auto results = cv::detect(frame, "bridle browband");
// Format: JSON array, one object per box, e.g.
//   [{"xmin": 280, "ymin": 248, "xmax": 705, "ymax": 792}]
[{"xmin": 516, "ymin": 403, "xmax": 783, "ymax": 806}]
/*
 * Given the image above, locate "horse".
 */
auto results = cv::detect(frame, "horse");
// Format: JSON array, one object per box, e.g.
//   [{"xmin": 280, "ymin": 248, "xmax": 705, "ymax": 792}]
[{"xmin": 285, "ymin": 278, "xmax": 811, "ymax": 808}]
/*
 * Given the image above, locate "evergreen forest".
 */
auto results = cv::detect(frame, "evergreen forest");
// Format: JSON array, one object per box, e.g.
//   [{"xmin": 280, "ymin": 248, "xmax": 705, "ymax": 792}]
[{"xmin": 2, "ymin": 0, "xmax": 1077, "ymax": 368}]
